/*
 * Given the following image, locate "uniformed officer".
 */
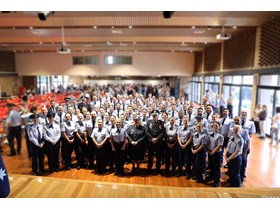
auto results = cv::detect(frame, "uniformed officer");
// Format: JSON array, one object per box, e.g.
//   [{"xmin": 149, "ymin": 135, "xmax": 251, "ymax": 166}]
[
  {"xmin": 145, "ymin": 110, "xmax": 165, "ymax": 175},
  {"xmin": 110, "ymin": 119, "xmax": 128, "ymax": 176},
  {"xmin": 207, "ymin": 121, "xmax": 224, "ymax": 187},
  {"xmin": 240, "ymin": 109, "xmax": 255, "ymax": 180},
  {"xmin": 43, "ymin": 112, "xmax": 61, "ymax": 173},
  {"xmin": 61, "ymin": 113, "xmax": 76, "ymax": 170},
  {"xmin": 229, "ymin": 115, "xmax": 250, "ymax": 184},
  {"xmin": 219, "ymin": 108, "xmax": 231, "ymax": 166},
  {"xmin": 54, "ymin": 104, "xmax": 66, "ymax": 165},
  {"xmin": 175, "ymin": 110, "xmax": 184, "ymax": 127},
  {"xmin": 91, "ymin": 119, "xmax": 110, "ymax": 174},
  {"xmin": 28, "ymin": 113, "xmax": 45, "ymax": 175},
  {"xmin": 191, "ymin": 122, "xmax": 207, "ymax": 183},
  {"xmin": 74, "ymin": 113, "xmax": 88, "ymax": 169},
  {"xmin": 225, "ymin": 125, "xmax": 244, "ymax": 187},
  {"xmin": 177, "ymin": 117, "xmax": 192, "ymax": 178},
  {"xmin": 164, "ymin": 117, "xmax": 178, "ymax": 176},
  {"xmin": 84, "ymin": 111, "xmax": 95, "ymax": 169},
  {"xmin": 5, "ymin": 103, "xmax": 22, "ymax": 156},
  {"xmin": 22, "ymin": 106, "xmax": 37, "ymax": 158},
  {"xmin": 38, "ymin": 106, "xmax": 49, "ymax": 126},
  {"xmin": 126, "ymin": 116, "xmax": 146, "ymax": 174}
]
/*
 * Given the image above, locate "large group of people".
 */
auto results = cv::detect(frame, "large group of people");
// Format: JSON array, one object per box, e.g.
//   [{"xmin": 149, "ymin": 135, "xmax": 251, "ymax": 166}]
[{"xmin": 6, "ymin": 83, "xmax": 280, "ymax": 188}]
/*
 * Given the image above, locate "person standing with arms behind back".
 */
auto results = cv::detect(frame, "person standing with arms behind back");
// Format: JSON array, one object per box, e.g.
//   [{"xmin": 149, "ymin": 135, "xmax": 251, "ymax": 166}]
[{"xmin": 5, "ymin": 103, "xmax": 22, "ymax": 156}]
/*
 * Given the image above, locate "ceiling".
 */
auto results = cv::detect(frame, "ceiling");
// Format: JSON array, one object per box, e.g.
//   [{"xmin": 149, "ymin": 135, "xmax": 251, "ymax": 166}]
[{"xmin": 0, "ymin": 11, "xmax": 279, "ymax": 53}]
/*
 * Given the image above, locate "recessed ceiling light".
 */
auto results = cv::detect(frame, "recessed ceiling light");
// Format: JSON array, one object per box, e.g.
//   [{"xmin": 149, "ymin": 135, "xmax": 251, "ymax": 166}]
[
  {"xmin": 233, "ymin": 26, "xmax": 237, "ymax": 29},
  {"xmin": 204, "ymin": 42, "xmax": 208, "ymax": 44},
  {"xmin": 29, "ymin": 26, "xmax": 33, "ymax": 30},
  {"xmin": 39, "ymin": 42, "xmax": 43, "ymax": 45},
  {"xmin": 12, "ymin": 27, "xmax": 16, "ymax": 30},
  {"xmin": 180, "ymin": 42, "xmax": 188, "ymax": 46},
  {"xmin": 30, "ymin": 50, "xmax": 33, "ymax": 53},
  {"xmin": 133, "ymin": 42, "xmax": 136, "ymax": 45},
  {"xmin": 111, "ymin": 26, "xmax": 114, "ymax": 29},
  {"xmin": 128, "ymin": 26, "xmax": 133, "ymax": 29},
  {"xmin": 84, "ymin": 44, "xmax": 93, "ymax": 47},
  {"xmin": 120, "ymin": 42, "xmax": 127, "ymax": 46},
  {"xmin": 93, "ymin": 26, "xmax": 97, "ymax": 29},
  {"xmin": 192, "ymin": 26, "xmax": 195, "ymax": 29},
  {"xmin": 194, "ymin": 30, "xmax": 205, "ymax": 34},
  {"xmin": 111, "ymin": 30, "xmax": 123, "ymax": 34}
]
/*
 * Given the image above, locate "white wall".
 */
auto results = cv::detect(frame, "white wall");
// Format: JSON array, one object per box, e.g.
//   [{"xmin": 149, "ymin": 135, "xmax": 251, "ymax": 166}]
[{"xmin": 15, "ymin": 51, "xmax": 194, "ymax": 76}]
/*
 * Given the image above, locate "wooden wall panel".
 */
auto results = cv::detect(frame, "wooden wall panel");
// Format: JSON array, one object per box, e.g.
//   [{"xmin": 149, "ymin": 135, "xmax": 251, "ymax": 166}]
[
  {"xmin": 0, "ymin": 51, "xmax": 15, "ymax": 72},
  {"xmin": 204, "ymin": 43, "xmax": 221, "ymax": 72},
  {"xmin": 194, "ymin": 51, "xmax": 203, "ymax": 73},
  {"xmin": 259, "ymin": 15, "xmax": 280, "ymax": 67},
  {"xmin": 223, "ymin": 28, "xmax": 256, "ymax": 70}
]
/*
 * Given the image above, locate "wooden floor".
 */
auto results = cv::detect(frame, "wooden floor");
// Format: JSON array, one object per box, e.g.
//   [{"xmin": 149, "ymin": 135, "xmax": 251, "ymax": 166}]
[
  {"xmin": 1, "ymin": 134, "xmax": 280, "ymax": 198},
  {"xmin": 7, "ymin": 173, "xmax": 280, "ymax": 198}
]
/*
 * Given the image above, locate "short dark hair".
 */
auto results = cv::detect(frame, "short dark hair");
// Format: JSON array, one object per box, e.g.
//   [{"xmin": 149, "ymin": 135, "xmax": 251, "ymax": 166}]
[{"xmin": 276, "ymin": 106, "xmax": 280, "ymax": 113}]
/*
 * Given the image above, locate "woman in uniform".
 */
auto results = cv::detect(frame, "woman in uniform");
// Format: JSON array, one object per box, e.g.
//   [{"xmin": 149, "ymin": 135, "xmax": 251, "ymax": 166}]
[
  {"xmin": 207, "ymin": 121, "xmax": 224, "ymax": 187},
  {"xmin": 43, "ymin": 112, "xmax": 61, "ymax": 173},
  {"xmin": 28, "ymin": 113, "xmax": 45, "ymax": 175},
  {"xmin": 191, "ymin": 122, "xmax": 207, "ymax": 183},
  {"xmin": 177, "ymin": 117, "xmax": 192, "ymax": 178},
  {"xmin": 91, "ymin": 119, "xmax": 110, "ymax": 174},
  {"xmin": 164, "ymin": 117, "xmax": 178, "ymax": 176},
  {"xmin": 225, "ymin": 125, "xmax": 244, "ymax": 187},
  {"xmin": 61, "ymin": 113, "xmax": 75, "ymax": 170},
  {"xmin": 74, "ymin": 113, "xmax": 88, "ymax": 169},
  {"xmin": 126, "ymin": 117, "xmax": 146, "ymax": 174}
]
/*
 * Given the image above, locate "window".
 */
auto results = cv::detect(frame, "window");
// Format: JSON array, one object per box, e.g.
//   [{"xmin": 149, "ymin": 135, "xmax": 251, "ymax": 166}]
[
  {"xmin": 36, "ymin": 75, "xmax": 69, "ymax": 94},
  {"xmin": 104, "ymin": 55, "xmax": 132, "ymax": 65},
  {"xmin": 260, "ymin": 75, "xmax": 278, "ymax": 86},
  {"xmin": 73, "ymin": 56, "xmax": 99, "ymax": 65},
  {"xmin": 224, "ymin": 76, "xmax": 232, "ymax": 84},
  {"xmin": 243, "ymin": 75, "xmax": 253, "ymax": 85},
  {"xmin": 233, "ymin": 76, "xmax": 242, "ymax": 84},
  {"xmin": 215, "ymin": 76, "xmax": 220, "ymax": 83}
]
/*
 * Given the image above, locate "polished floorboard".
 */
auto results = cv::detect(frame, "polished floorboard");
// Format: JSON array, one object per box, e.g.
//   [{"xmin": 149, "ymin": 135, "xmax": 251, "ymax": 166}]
[
  {"xmin": 1, "ymin": 134, "xmax": 280, "ymax": 198},
  {"xmin": 7, "ymin": 174, "xmax": 280, "ymax": 198}
]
